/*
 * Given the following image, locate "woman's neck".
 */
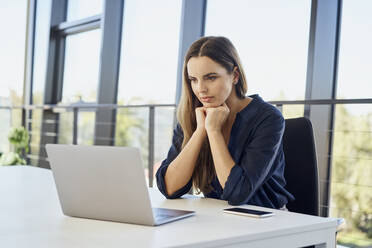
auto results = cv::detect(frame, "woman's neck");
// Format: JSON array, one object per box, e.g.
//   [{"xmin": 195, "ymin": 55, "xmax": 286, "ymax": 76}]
[{"xmin": 226, "ymin": 96, "xmax": 252, "ymax": 118}]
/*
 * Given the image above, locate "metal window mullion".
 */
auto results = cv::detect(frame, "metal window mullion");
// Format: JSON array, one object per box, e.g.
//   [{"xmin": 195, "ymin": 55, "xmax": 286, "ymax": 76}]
[
  {"xmin": 23, "ymin": 0, "xmax": 36, "ymax": 107},
  {"xmin": 38, "ymin": 0, "xmax": 68, "ymax": 169},
  {"xmin": 94, "ymin": 0, "xmax": 124, "ymax": 146},
  {"xmin": 23, "ymin": 0, "xmax": 37, "ymax": 163},
  {"xmin": 148, "ymin": 106, "xmax": 155, "ymax": 187},
  {"xmin": 73, "ymin": 107, "xmax": 78, "ymax": 145},
  {"xmin": 60, "ymin": 22, "xmax": 101, "ymax": 36},
  {"xmin": 304, "ymin": 0, "xmax": 342, "ymax": 217},
  {"xmin": 55, "ymin": 14, "xmax": 101, "ymax": 31},
  {"xmin": 175, "ymin": 0, "xmax": 207, "ymax": 106},
  {"xmin": 44, "ymin": 0, "xmax": 67, "ymax": 104}
]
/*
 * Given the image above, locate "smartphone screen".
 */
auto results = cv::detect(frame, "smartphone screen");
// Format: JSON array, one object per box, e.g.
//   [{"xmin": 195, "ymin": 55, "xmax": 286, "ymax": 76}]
[{"xmin": 223, "ymin": 207, "xmax": 274, "ymax": 218}]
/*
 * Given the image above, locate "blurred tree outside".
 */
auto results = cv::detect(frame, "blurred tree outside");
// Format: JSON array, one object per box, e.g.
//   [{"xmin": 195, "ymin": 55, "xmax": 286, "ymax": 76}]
[
  {"xmin": 331, "ymin": 104, "xmax": 372, "ymax": 247},
  {"xmin": 271, "ymin": 91, "xmax": 304, "ymax": 119},
  {"xmin": 115, "ymin": 100, "xmax": 147, "ymax": 169},
  {"xmin": 58, "ymin": 111, "xmax": 73, "ymax": 145},
  {"xmin": 77, "ymin": 112, "xmax": 95, "ymax": 145}
]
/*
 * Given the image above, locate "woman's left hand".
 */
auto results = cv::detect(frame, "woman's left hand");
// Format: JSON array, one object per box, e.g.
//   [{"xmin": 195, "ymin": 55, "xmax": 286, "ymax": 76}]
[{"xmin": 205, "ymin": 103, "xmax": 230, "ymax": 133}]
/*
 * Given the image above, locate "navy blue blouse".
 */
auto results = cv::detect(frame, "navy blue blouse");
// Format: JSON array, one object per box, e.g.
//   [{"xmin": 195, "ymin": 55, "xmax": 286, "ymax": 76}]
[{"xmin": 156, "ymin": 94, "xmax": 294, "ymax": 209}]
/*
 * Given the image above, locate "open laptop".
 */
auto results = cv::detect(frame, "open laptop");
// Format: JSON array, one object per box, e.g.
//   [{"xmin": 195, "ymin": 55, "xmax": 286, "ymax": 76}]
[{"xmin": 45, "ymin": 144, "xmax": 195, "ymax": 226}]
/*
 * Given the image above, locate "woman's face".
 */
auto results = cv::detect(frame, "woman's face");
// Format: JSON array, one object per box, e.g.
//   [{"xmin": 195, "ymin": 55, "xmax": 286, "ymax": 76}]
[{"xmin": 187, "ymin": 56, "xmax": 236, "ymax": 108}]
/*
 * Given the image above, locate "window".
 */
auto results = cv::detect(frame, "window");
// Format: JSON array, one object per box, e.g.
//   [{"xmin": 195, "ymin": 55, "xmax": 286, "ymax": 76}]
[
  {"xmin": 60, "ymin": 30, "xmax": 101, "ymax": 147},
  {"xmin": 205, "ymin": 0, "xmax": 311, "ymax": 103},
  {"xmin": 62, "ymin": 29, "xmax": 102, "ymax": 103},
  {"xmin": 330, "ymin": 104, "xmax": 372, "ymax": 246},
  {"xmin": 0, "ymin": 1, "xmax": 27, "ymax": 105},
  {"xmin": 117, "ymin": 0, "xmax": 182, "ymax": 105},
  {"xmin": 116, "ymin": 0, "xmax": 181, "ymax": 176},
  {"xmin": 0, "ymin": 1, "xmax": 28, "ymax": 152},
  {"xmin": 336, "ymin": 0, "xmax": 372, "ymax": 99},
  {"xmin": 67, "ymin": 0, "xmax": 103, "ymax": 21},
  {"xmin": 330, "ymin": 1, "xmax": 372, "ymax": 246}
]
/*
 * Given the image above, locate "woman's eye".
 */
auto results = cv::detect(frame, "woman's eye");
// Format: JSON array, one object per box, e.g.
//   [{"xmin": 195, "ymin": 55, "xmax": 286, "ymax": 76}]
[
  {"xmin": 189, "ymin": 78, "xmax": 196, "ymax": 83},
  {"xmin": 208, "ymin": 76, "xmax": 217, "ymax": 81}
]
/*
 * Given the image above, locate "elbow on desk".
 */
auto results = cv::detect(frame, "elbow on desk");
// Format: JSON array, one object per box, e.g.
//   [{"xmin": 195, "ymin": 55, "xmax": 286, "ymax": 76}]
[{"xmin": 163, "ymin": 187, "xmax": 181, "ymax": 199}]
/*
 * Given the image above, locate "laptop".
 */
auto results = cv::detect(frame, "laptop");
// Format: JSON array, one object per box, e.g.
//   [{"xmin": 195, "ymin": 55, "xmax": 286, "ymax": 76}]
[{"xmin": 45, "ymin": 144, "xmax": 195, "ymax": 226}]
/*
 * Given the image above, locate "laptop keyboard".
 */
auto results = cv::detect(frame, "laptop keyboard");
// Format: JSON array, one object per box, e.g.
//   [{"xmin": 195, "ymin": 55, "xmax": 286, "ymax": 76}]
[
  {"xmin": 155, "ymin": 213, "xmax": 174, "ymax": 219},
  {"xmin": 153, "ymin": 208, "xmax": 178, "ymax": 220},
  {"xmin": 153, "ymin": 207, "xmax": 195, "ymax": 224}
]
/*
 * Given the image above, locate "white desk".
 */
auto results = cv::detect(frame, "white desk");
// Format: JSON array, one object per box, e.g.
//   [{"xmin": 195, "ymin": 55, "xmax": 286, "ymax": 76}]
[{"xmin": 0, "ymin": 166, "xmax": 337, "ymax": 248}]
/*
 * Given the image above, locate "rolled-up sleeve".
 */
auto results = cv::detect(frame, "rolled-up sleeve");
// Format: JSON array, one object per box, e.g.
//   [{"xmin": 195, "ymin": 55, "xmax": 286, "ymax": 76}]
[
  {"xmin": 221, "ymin": 111, "xmax": 285, "ymax": 205},
  {"xmin": 155, "ymin": 124, "xmax": 192, "ymax": 199}
]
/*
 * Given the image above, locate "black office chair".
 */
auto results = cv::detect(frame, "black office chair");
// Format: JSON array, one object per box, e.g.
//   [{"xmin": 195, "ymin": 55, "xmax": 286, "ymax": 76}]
[{"xmin": 283, "ymin": 117, "xmax": 320, "ymax": 216}]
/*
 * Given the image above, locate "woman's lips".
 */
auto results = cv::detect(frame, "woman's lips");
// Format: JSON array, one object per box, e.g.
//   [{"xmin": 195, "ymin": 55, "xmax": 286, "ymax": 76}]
[{"xmin": 200, "ymin": 96, "xmax": 213, "ymax": 103}]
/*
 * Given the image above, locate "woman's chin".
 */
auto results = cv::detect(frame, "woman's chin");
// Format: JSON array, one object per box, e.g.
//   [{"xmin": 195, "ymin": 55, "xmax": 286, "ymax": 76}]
[{"xmin": 202, "ymin": 102, "xmax": 221, "ymax": 108}]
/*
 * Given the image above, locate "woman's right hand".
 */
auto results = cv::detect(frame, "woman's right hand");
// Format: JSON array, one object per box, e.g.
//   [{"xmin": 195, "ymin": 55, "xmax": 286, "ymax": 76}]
[{"xmin": 195, "ymin": 107, "xmax": 207, "ymax": 136}]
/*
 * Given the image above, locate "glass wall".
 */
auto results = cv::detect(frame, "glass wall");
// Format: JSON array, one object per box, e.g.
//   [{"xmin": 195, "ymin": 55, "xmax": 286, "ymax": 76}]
[
  {"xmin": 116, "ymin": 0, "xmax": 182, "ymax": 174},
  {"xmin": 336, "ymin": 0, "xmax": 372, "ymax": 100},
  {"xmin": 0, "ymin": 1, "xmax": 28, "ymax": 153},
  {"xmin": 62, "ymin": 29, "xmax": 102, "ymax": 103},
  {"xmin": 117, "ymin": 0, "xmax": 182, "ymax": 105},
  {"xmin": 331, "ymin": 105, "xmax": 372, "ymax": 247},
  {"xmin": 58, "ymin": 3, "xmax": 104, "ymax": 147},
  {"xmin": 330, "ymin": 1, "xmax": 372, "ymax": 246},
  {"xmin": 0, "ymin": 1, "xmax": 27, "ymax": 105}
]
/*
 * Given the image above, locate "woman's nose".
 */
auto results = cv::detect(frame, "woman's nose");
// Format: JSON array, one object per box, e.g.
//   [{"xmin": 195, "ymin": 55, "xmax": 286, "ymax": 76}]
[{"xmin": 198, "ymin": 81, "xmax": 207, "ymax": 93}]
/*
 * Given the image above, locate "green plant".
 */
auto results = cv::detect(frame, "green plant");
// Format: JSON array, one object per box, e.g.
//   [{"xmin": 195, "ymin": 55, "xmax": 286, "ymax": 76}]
[
  {"xmin": 0, "ymin": 127, "xmax": 29, "ymax": 166},
  {"xmin": 0, "ymin": 152, "xmax": 26, "ymax": 165},
  {"xmin": 8, "ymin": 127, "xmax": 30, "ymax": 154}
]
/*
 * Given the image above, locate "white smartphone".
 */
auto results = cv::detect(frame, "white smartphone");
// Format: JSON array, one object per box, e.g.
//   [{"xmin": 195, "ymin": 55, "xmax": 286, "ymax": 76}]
[{"xmin": 223, "ymin": 207, "xmax": 274, "ymax": 218}]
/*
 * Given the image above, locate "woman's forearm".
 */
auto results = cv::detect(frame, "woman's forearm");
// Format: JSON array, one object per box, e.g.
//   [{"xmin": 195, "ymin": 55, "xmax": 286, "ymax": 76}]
[
  {"xmin": 207, "ymin": 130, "xmax": 235, "ymax": 188},
  {"xmin": 164, "ymin": 129, "xmax": 206, "ymax": 196}
]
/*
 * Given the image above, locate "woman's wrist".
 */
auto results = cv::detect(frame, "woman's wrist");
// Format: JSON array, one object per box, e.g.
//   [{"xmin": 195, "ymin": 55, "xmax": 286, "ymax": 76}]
[
  {"xmin": 194, "ymin": 127, "xmax": 207, "ymax": 138},
  {"xmin": 206, "ymin": 128, "xmax": 223, "ymax": 137}
]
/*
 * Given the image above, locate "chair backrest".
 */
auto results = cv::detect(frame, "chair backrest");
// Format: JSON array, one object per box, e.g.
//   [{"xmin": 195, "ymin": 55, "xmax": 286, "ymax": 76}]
[{"xmin": 283, "ymin": 117, "xmax": 319, "ymax": 216}]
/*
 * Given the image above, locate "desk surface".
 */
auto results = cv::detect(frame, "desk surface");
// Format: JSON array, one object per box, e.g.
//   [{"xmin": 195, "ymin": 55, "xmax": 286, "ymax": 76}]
[{"xmin": 0, "ymin": 166, "xmax": 337, "ymax": 248}]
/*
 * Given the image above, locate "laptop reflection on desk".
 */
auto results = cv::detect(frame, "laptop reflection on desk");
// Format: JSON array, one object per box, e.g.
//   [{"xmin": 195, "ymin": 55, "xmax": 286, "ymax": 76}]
[{"xmin": 45, "ymin": 144, "xmax": 195, "ymax": 226}]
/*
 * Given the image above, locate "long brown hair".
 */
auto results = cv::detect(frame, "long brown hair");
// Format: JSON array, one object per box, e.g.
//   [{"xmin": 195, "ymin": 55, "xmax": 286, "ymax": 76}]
[{"xmin": 176, "ymin": 36, "xmax": 248, "ymax": 194}]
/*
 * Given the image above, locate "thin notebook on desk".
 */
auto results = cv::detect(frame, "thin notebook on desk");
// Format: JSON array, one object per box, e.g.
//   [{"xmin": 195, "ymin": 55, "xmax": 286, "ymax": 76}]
[{"xmin": 45, "ymin": 144, "xmax": 195, "ymax": 226}]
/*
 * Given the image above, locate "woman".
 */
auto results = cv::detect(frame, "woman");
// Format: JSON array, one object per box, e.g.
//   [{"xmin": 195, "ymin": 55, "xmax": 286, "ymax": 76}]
[{"xmin": 156, "ymin": 36, "xmax": 294, "ymax": 209}]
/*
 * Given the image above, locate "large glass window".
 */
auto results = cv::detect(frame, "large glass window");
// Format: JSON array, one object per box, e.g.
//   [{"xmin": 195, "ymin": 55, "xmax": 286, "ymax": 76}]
[
  {"xmin": 330, "ymin": 104, "xmax": 372, "ymax": 247},
  {"xmin": 116, "ymin": 0, "xmax": 181, "ymax": 178},
  {"xmin": 117, "ymin": 0, "xmax": 182, "ymax": 105},
  {"xmin": 330, "ymin": 1, "xmax": 372, "ymax": 246},
  {"xmin": 0, "ymin": 1, "xmax": 27, "ymax": 105},
  {"xmin": 205, "ymin": 0, "xmax": 311, "ymax": 103},
  {"xmin": 59, "ymin": 29, "xmax": 101, "ymax": 147},
  {"xmin": 67, "ymin": 0, "xmax": 103, "ymax": 21},
  {"xmin": 0, "ymin": 1, "xmax": 28, "ymax": 153},
  {"xmin": 337, "ymin": 0, "xmax": 372, "ymax": 99},
  {"xmin": 62, "ymin": 29, "xmax": 101, "ymax": 103}
]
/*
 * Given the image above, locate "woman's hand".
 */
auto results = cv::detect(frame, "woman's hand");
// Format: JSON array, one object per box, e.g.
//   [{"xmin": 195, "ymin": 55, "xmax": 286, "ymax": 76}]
[
  {"xmin": 195, "ymin": 107, "xmax": 207, "ymax": 136},
  {"xmin": 205, "ymin": 103, "xmax": 230, "ymax": 133}
]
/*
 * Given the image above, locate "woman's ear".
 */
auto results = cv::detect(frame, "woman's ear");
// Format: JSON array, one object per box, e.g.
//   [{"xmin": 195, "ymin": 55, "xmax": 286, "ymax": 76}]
[{"xmin": 233, "ymin": 66, "xmax": 240, "ymax": 85}]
